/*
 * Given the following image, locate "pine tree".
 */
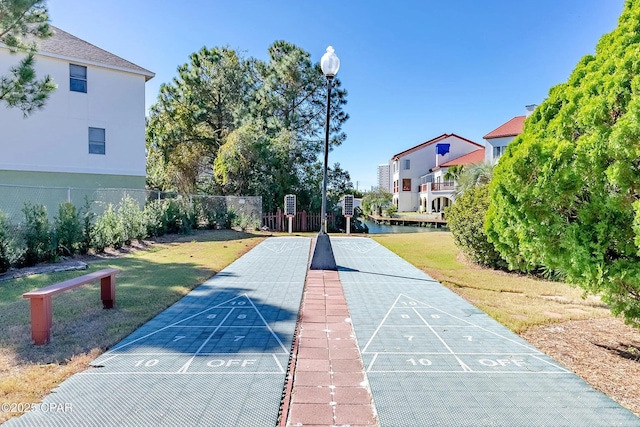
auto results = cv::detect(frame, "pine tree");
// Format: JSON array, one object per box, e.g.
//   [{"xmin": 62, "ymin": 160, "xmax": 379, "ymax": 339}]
[{"xmin": 0, "ymin": 0, "xmax": 56, "ymax": 116}]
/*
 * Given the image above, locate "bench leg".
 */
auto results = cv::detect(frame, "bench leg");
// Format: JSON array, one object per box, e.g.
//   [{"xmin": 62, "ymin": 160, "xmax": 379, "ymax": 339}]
[
  {"xmin": 101, "ymin": 274, "xmax": 116, "ymax": 309},
  {"xmin": 30, "ymin": 296, "xmax": 52, "ymax": 345}
]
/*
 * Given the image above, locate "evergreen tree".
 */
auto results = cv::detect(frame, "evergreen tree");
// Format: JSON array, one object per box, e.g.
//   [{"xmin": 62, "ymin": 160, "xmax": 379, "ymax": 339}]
[
  {"xmin": 486, "ymin": 0, "xmax": 640, "ymax": 325},
  {"xmin": 0, "ymin": 0, "xmax": 56, "ymax": 116}
]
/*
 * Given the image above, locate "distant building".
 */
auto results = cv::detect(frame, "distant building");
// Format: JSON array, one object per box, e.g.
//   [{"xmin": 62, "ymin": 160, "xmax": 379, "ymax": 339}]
[
  {"xmin": 377, "ymin": 164, "xmax": 391, "ymax": 192},
  {"xmin": 390, "ymin": 134, "xmax": 482, "ymax": 212},
  {"xmin": 483, "ymin": 105, "xmax": 536, "ymax": 163},
  {"xmin": 0, "ymin": 26, "xmax": 154, "ymax": 190}
]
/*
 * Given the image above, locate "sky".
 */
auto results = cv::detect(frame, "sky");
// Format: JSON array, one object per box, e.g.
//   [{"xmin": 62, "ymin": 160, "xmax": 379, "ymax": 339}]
[{"xmin": 48, "ymin": 0, "xmax": 625, "ymax": 190}]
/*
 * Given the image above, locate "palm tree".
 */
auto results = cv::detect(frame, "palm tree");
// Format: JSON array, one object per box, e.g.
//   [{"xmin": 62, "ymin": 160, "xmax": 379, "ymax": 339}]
[
  {"xmin": 454, "ymin": 161, "xmax": 494, "ymax": 197},
  {"xmin": 443, "ymin": 164, "xmax": 465, "ymax": 182}
]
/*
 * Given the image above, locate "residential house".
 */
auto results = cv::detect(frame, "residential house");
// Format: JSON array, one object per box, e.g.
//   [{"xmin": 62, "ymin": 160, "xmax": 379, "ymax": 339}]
[
  {"xmin": 419, "ymin": 148, "xmax": 484, "ymax": 213},
  {"xmin": 483, "ymin": 105, "xmax": 535, "ymax": 163},
  {"xmin": 0, "ymin": 26, "xmax": 154, "ymax": 190},
  {"xmin": 390, "ymin": 134, "xmax": 482, "ymax": 212}
]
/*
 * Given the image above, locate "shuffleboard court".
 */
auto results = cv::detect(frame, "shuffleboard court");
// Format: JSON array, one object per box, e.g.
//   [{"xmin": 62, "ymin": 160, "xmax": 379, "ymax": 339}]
[
  {"xmin": 331, "ymin": 237, "xmax": 640, "ymax": 427},
  {"xmin": 6, "ymin": 237, "xmax": 310, "ymax": 427}
]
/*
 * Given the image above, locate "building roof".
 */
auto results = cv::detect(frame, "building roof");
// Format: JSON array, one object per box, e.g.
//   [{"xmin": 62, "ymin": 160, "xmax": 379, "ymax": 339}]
[
  {"xmin": 432, "ymin": 148, "xmax": 485, "ymax": 171},
  {"xmin": 483, "ymin": 116, "xmax": 525, "ymax": 139},
  {"xmin": 32, "ymin": 26, "xmax": 154, "ymax": 81},
  {"xmin": 391, "ymin": 133, "xmax": 482, "ymax": 160}
]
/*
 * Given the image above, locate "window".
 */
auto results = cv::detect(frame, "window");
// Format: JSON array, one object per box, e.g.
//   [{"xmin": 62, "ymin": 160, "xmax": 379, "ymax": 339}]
[
  {"xmin": 402, "ymin": 178, "xmax": 411, "ymax": 192},
  {"xmin": 393, "ymin": 180, "xmax": 399, "ymax": 193},
  {"xmin": 89, "ymin": 127, "xmax": 105, "ymax": 154},
  {"xmin": 404, "ymin": 159, "xmax": 410, "ymax": 170},
  {"xmin": 70, "ymin": 64, "xmax": 87, "ymax": 93},
  {"xmin": 493, "ymin": 145, "xmax": 506, "ymax": 160}
]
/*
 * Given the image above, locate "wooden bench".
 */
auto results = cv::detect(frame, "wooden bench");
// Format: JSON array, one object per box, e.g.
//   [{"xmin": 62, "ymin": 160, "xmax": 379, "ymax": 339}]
[{"xmin": 22, "ymin": 268, "xmax": 120, "ymax": 345}]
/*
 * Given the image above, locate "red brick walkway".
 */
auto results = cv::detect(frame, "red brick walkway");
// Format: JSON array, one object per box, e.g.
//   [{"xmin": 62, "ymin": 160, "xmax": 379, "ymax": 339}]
[{"xmin": 281, "ymin": 270, "xmax": 378, "ymax": 427}]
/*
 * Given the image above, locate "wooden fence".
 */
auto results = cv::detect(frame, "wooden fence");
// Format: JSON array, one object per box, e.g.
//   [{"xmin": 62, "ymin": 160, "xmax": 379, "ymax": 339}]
[{"xmin": 262, "ymin": 208, "xmax": 335, "ymax": 232}]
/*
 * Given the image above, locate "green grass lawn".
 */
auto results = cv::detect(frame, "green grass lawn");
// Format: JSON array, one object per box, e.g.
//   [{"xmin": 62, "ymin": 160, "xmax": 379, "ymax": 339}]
[
  {"xmin": 0, "ymin": 229, "xmax": 265, "ymax": 423},
  {"xmin": 372, "ymin": 232, "xmax": 611, "ymax": 332}
]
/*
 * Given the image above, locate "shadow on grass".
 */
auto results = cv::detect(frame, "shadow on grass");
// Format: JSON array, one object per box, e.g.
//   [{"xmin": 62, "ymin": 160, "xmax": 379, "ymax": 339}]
[{"xmin": 1, "ymin": 252, "xmax": 296, "ymax": 366}]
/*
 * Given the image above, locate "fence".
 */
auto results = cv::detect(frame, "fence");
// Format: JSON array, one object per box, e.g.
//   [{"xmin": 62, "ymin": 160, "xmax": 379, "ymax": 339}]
[
  {"xmin": 0, "ymin": 183, "xmax": 262, "ymax": 229},
  {"xmin": 262, "ymin": 208, "xmax": 335, "ymax": 232}
]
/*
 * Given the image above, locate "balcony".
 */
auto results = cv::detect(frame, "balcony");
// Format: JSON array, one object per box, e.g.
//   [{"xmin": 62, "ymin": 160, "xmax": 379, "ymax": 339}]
[{"xmin": 420, "ymin": 181, "xmax": 456, "ymax": 192}]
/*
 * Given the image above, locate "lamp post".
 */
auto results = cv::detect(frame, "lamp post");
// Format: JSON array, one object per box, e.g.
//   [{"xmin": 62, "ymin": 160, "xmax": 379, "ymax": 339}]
[{"xmin": 310, "ymin": 46, "xmax": 340, "ymax": 271}]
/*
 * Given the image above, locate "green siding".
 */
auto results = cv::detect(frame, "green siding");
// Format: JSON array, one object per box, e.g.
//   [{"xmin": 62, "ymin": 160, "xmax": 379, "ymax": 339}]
[
  {"xmin": 0, "ymin": 170, "xmax": 145, "ymax": 189},
  {"xmin": 0, "ymin": 170, "xmax": 146, "ymax": 222}
]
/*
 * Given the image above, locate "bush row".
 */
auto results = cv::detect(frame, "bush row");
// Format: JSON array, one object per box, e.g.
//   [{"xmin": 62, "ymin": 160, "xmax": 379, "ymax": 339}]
[{"xmin": 0, "ymin": 196, "xmax": 258, "ymax": 273}]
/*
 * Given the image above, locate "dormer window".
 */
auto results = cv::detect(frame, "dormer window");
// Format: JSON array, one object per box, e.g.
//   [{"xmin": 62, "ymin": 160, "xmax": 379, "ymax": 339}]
[{"xmin": 70, "ymin": 64, "xmax": 87, "ymax": 93}]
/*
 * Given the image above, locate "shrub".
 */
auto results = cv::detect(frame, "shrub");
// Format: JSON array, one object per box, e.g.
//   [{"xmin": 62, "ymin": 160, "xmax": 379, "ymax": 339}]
[
  {"xmin": 383, "ymin": 204, "xmax": 398, "ymax": 218},
  {"xmin": 0, "ymin": 211, "xmax": 14, "ymax": 273},
  {"xmin": 54, "ymin": 202, "xmax": 82, "ymax": 256},
  {"xmin": 143, "ymin": 199, "xmax": 167, "ymax": 237},
  {"xmin": 164, "ymin": 198, "xmax": 196, "ymax": 234},
  {"xmin": 79, "ymin": 197, "xmax": 95, "ymax": 255},
  {"xmin": 445, "ymin": 184, "xmax": 506, "ymax": 269},
  {"xmin": 118, "ymin": 196, "xmax": 146, "ymax": 244},
  {"xmin": 21, "ymin": 203, "xmax": 55, "ymax": 265},
  {"xmin": 92, "ymin": 204, "xmax": 124, "ymax": 252}
]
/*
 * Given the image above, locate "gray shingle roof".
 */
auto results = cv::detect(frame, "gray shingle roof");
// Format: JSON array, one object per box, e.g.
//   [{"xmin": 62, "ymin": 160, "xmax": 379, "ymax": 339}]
[{"xmin": 36, "ymin": 25, "xmax": 154, "ymax": 80}]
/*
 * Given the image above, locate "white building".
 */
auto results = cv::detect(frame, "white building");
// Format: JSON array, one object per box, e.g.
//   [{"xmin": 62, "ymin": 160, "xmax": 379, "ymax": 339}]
[
  {"xmin": 483, "ymin": 105, "xmax": 535, "ymax": 163},
  {"xmin": 0, "ymin": 26, "xmax": 154, "ymax": 190},
  {"xmin": 419, "ymin": 148, "xmax": 484, "ymax": 213},
  {"xmin": 377, "ymin": 164, "xmax": 391, "ymax": 192},
  {"xmin": 390, "ymin": 133, "xmax": 482, "ymax": 212}
]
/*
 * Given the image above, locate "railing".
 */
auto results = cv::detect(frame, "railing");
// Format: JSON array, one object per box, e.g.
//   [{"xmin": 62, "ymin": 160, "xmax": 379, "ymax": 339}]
[
  {"xmin": 262, "ymin": 208, "xmax": 335, "ymax": 232},
  {"xmin": 420, "ymin": 182, "xmax": 456, "ymax": 192},
  {"xmin": 430, "ymin": 181, "xmax": 456, "ymax": 192}
]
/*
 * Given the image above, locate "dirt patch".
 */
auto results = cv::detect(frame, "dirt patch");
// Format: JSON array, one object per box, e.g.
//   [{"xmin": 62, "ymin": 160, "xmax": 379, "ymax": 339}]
[
  {"xmin": 543, "ymin": 311, "xmax": 564, "ymax": 319},
  {"xmin": 521, "ymin": 317, "xmax": 640, "ymax": 416}
]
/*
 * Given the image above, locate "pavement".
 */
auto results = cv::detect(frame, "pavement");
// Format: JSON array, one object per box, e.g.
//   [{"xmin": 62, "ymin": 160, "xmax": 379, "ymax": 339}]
[{"xmin": 5, "ymin": 236, "xmax": 640, "ymax": 427}]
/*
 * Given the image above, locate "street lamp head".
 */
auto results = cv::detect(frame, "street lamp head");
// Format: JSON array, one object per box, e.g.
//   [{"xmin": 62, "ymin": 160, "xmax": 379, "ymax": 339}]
[{"xmin": 321, "ymin": 46, "xmax": 340, "ymax": 78}]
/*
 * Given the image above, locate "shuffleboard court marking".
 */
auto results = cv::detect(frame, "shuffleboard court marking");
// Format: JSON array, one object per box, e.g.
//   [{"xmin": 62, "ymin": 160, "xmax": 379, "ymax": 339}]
[
  {"xmin": 92, "ymin": 294, "xmax": 290, "ymax": 374},
  {"xmin": 272, "ymin": 354, "xmax": 285, "ymax": 373},
  {"xmin": 262, "ymin": 240, "xmax": 307, "ymax": 253},
  {"xmin": 412, "ymin": 307, "xmax": 472, "ymax": 372},
  {"xmin": 397, "ymin": 294, "xmax": 540, "ymax": 353},
  {"xmin": 103, "ymin": 294, "xmax": 248, "ymax": 354},
  {"xmin": 530, "ymin": 355, "xmax": 571, "ymax": 373},
  {"xmin": 177, "ymin": 308, "xmax": 236, "ymax": 373},
  {"xmin": 361, "ymin": 294, "xmax": 402, "ymax": 353},
  {"xmin": 247, "ymin": 294, "xmax": 289, "ymax": 354},
  {"xmin": 361, "ymin": 294, "xmax": 569, "ymax": 374}
]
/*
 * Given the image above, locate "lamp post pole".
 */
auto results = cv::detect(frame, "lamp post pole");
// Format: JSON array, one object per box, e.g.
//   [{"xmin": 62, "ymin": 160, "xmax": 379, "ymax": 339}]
[
  {"xmin": 310, "ymin": 46, "xmax": 340, "ymax": 271},
  {"xmin": 320, "ymin": 74, "xmax": 333, "ymax": 234}
]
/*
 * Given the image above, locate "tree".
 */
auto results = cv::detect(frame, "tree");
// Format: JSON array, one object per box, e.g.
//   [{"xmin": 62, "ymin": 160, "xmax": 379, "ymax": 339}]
[
  {"xmin": 454, "ymin": 161, "xmax": 494, "ymax": 197},
  {"xmin": 362, "ymin": 188, "xmax": 393, "ymax": 216},
  {"xmin": 146, "ymin": 47, "xmax": 255, "ymax": 193},
  {"xmin": 252, "ymin": 41, "xmax": 349, "ymax": 211},
  {"xmin": 327, "ymin": 162, "xmax": 354, "ymax": 208},
  {"xmin": 214, "ymin": 121, "xmax": 296, "ymax": 212},
  {"xmin": 147, "ymin": 41, "xmax": 350, "ymax": 214},
  {"xmin": 443, "ymin": 164, "xmax": 464, "ymax": 182},
  {"xmin": 486, "ymin": 0, "xmax": 640, "ymax": 325},
  {"xmin": 0, "ymin": 0, "xmax": 56, "ymax": 116}
]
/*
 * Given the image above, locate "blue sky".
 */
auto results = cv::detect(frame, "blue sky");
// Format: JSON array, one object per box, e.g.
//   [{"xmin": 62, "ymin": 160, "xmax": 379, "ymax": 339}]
[{"xmin": 49, "ymin": 0, "xmax": 624, "ymax": 190}]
